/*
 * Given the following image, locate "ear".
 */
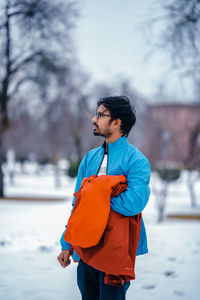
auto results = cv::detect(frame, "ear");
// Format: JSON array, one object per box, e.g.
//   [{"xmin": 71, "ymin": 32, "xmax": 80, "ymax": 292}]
[{"xmin": 112, "ymin": 118, "xmax": 121, "ymax": 128}]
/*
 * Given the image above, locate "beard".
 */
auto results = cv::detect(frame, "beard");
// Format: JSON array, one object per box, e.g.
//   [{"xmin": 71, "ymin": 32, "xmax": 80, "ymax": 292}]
[
  {"xmin": 93, "ymin": 125, "xmax": 112, "ymax": 138},
  {"xmin": 93, "ymin": 127, "xmax": 102, "ymax": 136},
  {"xmin": 93, "ymin": 123, "xmax": 100, "ymax": 136},
  {"xmin": 93, "ymin": 131, "xmax": 99, "ymax": 136}
]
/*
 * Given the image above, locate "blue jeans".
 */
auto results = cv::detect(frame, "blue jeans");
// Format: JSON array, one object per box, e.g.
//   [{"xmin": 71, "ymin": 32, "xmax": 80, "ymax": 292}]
[{"xmin": 77, "ymin": 259, "xmax": 130, "ymax": 300}]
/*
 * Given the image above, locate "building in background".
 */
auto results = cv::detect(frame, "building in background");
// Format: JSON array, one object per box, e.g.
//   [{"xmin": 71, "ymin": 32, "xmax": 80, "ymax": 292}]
[{"xmin": 144, "ymin": 104, "xmax": 200, "ymax": 169}]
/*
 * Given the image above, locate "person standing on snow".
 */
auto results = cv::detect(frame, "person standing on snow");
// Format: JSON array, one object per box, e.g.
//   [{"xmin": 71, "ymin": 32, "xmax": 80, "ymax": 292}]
[{"xmin": 57, "ymin": 95, "xmax": 151, "ymax": 300}]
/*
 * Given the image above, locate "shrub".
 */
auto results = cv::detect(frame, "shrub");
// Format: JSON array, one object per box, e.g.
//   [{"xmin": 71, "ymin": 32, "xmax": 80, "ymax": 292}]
[
  {"xmin": 153, "ymin": 161, "xmax": 182, "ymax": 182},
  {"xmin": 67, "ymin": 160, "xmax": 80, "ymax": 178}
]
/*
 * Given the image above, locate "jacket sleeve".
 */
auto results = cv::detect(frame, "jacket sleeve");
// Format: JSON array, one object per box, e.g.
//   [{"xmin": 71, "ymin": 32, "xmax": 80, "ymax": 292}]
[
  {"xmin": 110, "ymin": 155, "xmax": 151, "ymax": 216},
  {"xmin": 60, "ymin": 155, "xmax": 87, "ymax": 251}
]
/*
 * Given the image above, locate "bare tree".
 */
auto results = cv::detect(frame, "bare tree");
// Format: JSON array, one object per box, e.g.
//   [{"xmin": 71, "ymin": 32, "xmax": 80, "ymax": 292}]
[
  {"xmin": 142, "ymin": 1, "xmax": 200, "ymax": 208},
  {"xmin": 152, "ymin": 162, "xmax": 182, "ymax": 222},
  {"xmin": 0, "ymin": 0, "xmax": 79, "ymax": 196},
  {"xmin": 145, "ymin": 0, "xmax": 200, "ymax": 97}
]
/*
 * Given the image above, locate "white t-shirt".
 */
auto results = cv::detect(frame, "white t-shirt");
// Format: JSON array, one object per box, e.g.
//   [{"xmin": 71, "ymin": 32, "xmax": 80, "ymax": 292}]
[{"xmin": 97, "ymin": 153, "xmax": 108, "ymax": 176}]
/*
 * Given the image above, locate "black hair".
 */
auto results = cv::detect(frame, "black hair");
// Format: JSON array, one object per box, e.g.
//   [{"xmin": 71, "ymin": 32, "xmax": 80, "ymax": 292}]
[{"xmin": 97, "ymin": 95, "xmax": 136, "ymax": 137}]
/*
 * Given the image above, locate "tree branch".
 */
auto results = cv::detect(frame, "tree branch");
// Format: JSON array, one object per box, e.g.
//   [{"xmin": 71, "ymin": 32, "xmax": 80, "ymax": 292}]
[
  {"xmin": 10, "ymin": 51, "xmax": 43, "ymax": 75},
  {"xmin": 8, "ymin": 75, "xmax": 39, "ymax": 100}
]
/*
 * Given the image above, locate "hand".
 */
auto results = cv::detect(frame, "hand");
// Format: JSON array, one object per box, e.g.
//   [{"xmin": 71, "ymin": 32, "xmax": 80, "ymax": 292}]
[{"xmin": 57, "ymin": 250, "xmax": 71, "ymax": 268}]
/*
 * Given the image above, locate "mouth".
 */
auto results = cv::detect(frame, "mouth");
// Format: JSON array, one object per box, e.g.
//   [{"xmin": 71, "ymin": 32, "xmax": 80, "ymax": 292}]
[
  {"xmin": 93, "ymin": 123, "xmax": 99, "ymax": 136},
  {"xmin": 93, "ymin": 123, "xmax": 98, "ymax": 129}
]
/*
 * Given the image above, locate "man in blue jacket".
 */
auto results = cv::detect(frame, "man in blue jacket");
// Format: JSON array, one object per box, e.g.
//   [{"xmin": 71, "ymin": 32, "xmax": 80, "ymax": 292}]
[{"xmin": 57, "ymin": 96, "xmax": 151, "ymax": 300}]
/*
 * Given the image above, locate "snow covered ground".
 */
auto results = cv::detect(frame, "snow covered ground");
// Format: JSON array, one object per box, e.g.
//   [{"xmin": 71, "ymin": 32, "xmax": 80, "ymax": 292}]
[{"xmin": 0, "ymin": 163, "xmax": 200, "ymax": 300}]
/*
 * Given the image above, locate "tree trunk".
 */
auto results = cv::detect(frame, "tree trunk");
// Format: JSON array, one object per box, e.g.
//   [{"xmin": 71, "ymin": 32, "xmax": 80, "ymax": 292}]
[
  {"xmin": 0, "ymin": 2, "xmax": 11, "ymax": 198},
  {"xmin": 157, "ymin": 182, "xmax": 168, "ymax": 222},
  {"xmin": 0, "ymin": 136, "xmax": 4, "ymax": 197},
  {"xmin": 54, "ymin": 160, "xmax": 61, "ymax": 188},
  {"xmin": 187, "ymin": 172, "xmax": 198, "ymax": 208},
  {"xmin": 0, "ymin": 160, "xmax": 4, "ymax": 197},
  {"xmin": 188, "ymin": 182, "xmax": 196, "ymax": 208},
  {"xmin": 74, "ymin": 133, "xmax": 82, "ymax": 162}
]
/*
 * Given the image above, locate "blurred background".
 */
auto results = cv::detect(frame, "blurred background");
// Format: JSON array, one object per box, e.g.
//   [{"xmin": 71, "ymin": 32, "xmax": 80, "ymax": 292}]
[{"xmin": 0, "ymin": 0, "xmax": 200, "ymax": 300}]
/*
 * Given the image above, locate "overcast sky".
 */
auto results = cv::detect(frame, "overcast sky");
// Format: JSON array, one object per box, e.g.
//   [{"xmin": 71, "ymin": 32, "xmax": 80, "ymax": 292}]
[{"xmin": 75, "ymin": 0, "xmax": 195, "ymax": 102}]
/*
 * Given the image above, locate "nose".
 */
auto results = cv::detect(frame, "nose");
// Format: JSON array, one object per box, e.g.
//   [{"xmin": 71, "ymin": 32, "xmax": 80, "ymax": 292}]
[{"xmin": 92, "ymin": 115, "xmax": 97, "ymax": 123}]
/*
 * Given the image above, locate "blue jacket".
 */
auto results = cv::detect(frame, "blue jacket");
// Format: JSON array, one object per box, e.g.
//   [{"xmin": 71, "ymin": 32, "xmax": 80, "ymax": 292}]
[{"xmin": 60, "ymin": 136, "xmax": 151, "ymax": 260}]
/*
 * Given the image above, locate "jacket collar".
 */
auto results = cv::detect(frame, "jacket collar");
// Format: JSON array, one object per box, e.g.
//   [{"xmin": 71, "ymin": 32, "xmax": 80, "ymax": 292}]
[{"xmin": 101, "ymin": 136, "xmax": 127, "ymax": 152}]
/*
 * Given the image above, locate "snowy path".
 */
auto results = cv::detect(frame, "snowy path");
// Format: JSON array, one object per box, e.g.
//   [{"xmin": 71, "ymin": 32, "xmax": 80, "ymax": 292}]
[
  {"xmin": 0, "ymin": 167, "xmax": 200, "ymax": 299},
  {"xmin": 0, "ymin": 200, "xmax": 200, "ymax": 300}
]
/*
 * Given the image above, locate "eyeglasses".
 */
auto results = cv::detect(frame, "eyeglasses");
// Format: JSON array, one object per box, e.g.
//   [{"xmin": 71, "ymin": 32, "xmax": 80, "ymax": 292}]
[{"xmin": 95, "ymin": 110, "xmax": 111, "ymax": 119}]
